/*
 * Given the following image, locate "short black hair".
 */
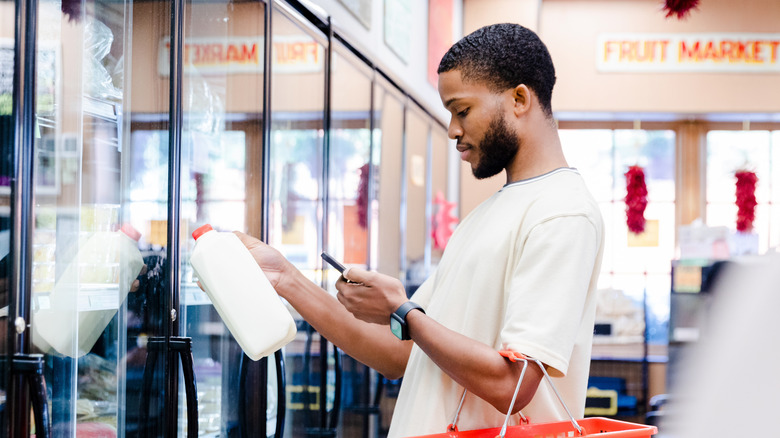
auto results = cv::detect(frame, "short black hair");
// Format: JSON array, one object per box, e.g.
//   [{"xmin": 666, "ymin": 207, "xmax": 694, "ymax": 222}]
[{"xmin": 438, "ymin": 23, "xmax": 557, "ymax": 117}]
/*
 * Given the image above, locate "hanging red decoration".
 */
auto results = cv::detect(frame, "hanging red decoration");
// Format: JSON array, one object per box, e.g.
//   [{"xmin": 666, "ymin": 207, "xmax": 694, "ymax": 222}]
[
  {"xmin": 735, "ymin": 170, "xmax": 758, "ymax": 232},
  {"xmin": 662, "ymin": 0, "xmax": 700, "ymax": 19},
  {"xmin": 625, "ymin": 165, "xmax": 648, "ymax": 234},
  {"xmin": 356, "ymin": 163, "xmax": 370, "ymax": 229},
  {"xmin": 432, "ymin": 191, "xmax": 458, "ymax": 251}
]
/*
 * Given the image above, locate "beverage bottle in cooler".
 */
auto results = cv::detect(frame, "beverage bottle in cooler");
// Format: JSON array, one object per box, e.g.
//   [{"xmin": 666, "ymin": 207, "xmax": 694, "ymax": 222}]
[{"xmin": 189, "ymin": 224, "xmax": 296, "ymax": 360}]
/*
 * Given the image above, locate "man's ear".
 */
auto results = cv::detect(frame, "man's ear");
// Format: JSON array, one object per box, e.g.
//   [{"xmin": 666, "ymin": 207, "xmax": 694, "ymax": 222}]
[{"xmin": 511, "ymin": 84, "xmax": 532, "ymax": 117}]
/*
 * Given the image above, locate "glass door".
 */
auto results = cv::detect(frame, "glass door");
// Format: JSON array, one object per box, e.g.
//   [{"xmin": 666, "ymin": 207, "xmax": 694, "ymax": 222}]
[
  {"xmin": 328, "ymin": 42, "xmax": 374, "ymax": 438},
  {"xmin": 0, "ymin": 0, "xmax": 16, "ymax": 433},
  {"xmin": 177, "ymin": 0, "xmax": 269, "ymax": 436},
  {"xmin": 267, "ymin": 5, "xmax": 329, "ymax": 437},
  {"xmin": 17, "ymin": 0, "xmax": 174, "ymax": 434},
  {"xmin": 403, "ymin": 108, "xmax": 431, "ymax": 294}
]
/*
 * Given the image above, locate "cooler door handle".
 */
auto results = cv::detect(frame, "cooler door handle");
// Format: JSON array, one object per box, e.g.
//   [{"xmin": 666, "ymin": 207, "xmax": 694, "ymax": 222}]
[
  {"xmin": 328, "ymin": 344, "xmax": 341, "ymax": 431},
  {"xmin": 13, "ymin": 354, "xmax": 50, "ymax": 438},
  {"xmin": 238, "ymin": 353, "xmax": 268, "ymax": 438},
  {"xmin": 172, "ymin": 337, "xmax": 199, "ymax": 438},
  {"xmin": 274, "ymin": 349, "xmax": 286, "ymax": 438},
  {"xmin": 139, "ymin": 339, "xmax": 162, "ymax": 438}
]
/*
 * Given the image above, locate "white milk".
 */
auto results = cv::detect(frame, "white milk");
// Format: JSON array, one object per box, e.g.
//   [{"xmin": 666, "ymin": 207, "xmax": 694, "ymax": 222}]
[
  {"xmin": 33, "ymin": 225, "xmax": 145, "ymax": 357},
  {"xmin": 190, "ymin": 224, "xmax": 296, "ymax": 360}
]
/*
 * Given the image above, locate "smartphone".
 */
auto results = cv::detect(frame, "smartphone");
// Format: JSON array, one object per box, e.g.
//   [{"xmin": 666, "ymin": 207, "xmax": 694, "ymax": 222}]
[{"xmin": 321, "ymin": 252, "xmax": 347, "ymax": 273}]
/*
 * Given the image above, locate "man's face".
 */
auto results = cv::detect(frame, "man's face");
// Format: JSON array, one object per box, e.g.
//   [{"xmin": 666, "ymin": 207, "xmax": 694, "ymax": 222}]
[{"xmin": 438, "ymin": 70, "xmax": 520, "ymax": 179}]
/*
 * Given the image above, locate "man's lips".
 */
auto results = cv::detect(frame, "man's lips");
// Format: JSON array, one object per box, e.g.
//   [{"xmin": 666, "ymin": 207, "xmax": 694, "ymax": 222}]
[{"xmin": 457, "ymin": 144, "xmax": 472, "ymax": 160}]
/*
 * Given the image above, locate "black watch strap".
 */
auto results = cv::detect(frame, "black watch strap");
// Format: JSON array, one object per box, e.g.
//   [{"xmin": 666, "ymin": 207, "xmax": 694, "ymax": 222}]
[
  {"xmin": 395, "ymin": 301, "xmax": 425, "ymax": 320},
  {"xmin": 391, "ymin": 301, "xmax": 425, "ymax": 340}
]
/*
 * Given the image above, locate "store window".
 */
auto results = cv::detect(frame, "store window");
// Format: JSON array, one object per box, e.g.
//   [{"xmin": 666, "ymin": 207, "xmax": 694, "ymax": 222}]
[
  {"xmin": 706, "ymin": 130, "xmax": 779, "ymax": 253},
  {"xmin": 560, "ymin": 129, "xmax": 676, "ymax": 348}
]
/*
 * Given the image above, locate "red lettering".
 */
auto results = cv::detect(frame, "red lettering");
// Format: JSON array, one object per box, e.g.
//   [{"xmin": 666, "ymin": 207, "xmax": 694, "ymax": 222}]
[
  {"xmin": 604, "ymin": 41, "xmax": 618, "ymax": 62},
  {"xmin": 294, "ymin": 42, "xmax": 306, "ymax": 63},
  {"xmin": 242, "ymin": 44, "xmax": 258, "ymax": 64},
  {"xmin": 620, "ymin": 41, "xmax": 633, "ymax": 61},
  {"xmin": 679, "ymin": 41, "xmax": 701, "ymax": 62},
  {"xmin": 227, "ymin": 44, "xmax": 239, "ymax": 62},
  {"xmin": 212, "ymin": 44, "xmax": 224, "ymax": 64},
  {"xmin": 183, "ymin": 43, "xmax": 192, "ymax": 64},
  {"xmin": 307, "ymin": 42, "xmax": 319, "ymax": 63},
  {"xmin": 659, "ymin": 40, "xmax": 670, "ymax": 62},
  {"xmin": 702, "ymin": 41, "xmax": 721, "ymax": 61},
  {"xmin": 749, "ymin": 41, "xmax": 764, "ymax": 63},
  {"xmin": 769, "ymin": 41, "xmax": 780, "ymax": 62}
]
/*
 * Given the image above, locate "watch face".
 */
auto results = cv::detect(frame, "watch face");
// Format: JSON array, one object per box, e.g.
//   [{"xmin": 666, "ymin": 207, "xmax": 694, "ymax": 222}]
[{"xmin": 390, "ymin": 315, "xmax": 403, "ymax": 340}]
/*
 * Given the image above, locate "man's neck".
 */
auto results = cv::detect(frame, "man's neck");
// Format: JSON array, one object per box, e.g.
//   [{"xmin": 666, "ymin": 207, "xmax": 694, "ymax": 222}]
[{"xmin": 505, "ymin": 127, "xmax": 567, "ymax": 184}]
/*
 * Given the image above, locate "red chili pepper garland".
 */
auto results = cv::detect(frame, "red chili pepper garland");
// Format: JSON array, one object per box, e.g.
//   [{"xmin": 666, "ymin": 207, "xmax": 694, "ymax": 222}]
[
  {"xmin": 356, "ymin": 163, "xmax": 370, "ymax": 229},
  {"xmin": 662, "ymin": 0, "xmax": 700, "ymax": 19},
  {"xmin": 735, "ymin": 170, "xmax": 758, "ymax": 232},
  {"xmin": 625, "ymin": 165, "xmax": 648, "ymax": 234}
]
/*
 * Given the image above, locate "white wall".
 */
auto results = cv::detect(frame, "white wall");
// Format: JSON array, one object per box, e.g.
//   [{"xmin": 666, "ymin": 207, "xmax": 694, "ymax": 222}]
[{"xmin": 305, "ymin": 0, "xmax": 463, "ymax": 124}]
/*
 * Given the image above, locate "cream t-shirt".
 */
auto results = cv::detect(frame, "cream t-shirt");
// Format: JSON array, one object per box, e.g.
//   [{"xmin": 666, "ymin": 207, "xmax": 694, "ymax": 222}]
[{"xmin": 387, "ymin": 168, "xmax": 604, "ymax": 438}]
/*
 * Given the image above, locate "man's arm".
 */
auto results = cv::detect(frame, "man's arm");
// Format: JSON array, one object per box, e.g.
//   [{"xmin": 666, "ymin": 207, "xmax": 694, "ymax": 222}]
[
  {"xmin": 235, "ymin": 232, "xmax": 412, "ymax": 379},
  {"xmin": 336, "ymin": 269, "xmax": 544, "ymax": 415}
]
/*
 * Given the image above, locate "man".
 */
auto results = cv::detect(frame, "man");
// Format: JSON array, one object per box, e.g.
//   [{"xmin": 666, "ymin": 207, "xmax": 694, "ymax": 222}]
[{"xmin": 236, "ymin": 23, "xmax": 603, "ymax": 437}]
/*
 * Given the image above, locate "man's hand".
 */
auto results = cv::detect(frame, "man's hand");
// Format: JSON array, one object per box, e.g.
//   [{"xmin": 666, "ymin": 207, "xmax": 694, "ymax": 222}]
[
  {"xmin": 129, "ymin": 264, "xmax": 148, "ymax": 293},
  {"xmin": 233, "ymin": 231, "xmax": 296, "ymax": 293},
  {"xmin": 335, "ymin": 267, "xmax": 408, "ymax": 325}
]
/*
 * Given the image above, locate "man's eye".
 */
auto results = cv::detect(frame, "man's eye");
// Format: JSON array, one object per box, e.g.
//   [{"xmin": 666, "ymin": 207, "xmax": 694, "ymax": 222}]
[{"xmin": 457, "ymin": 108, "xmax": 469, "ymax": 117}]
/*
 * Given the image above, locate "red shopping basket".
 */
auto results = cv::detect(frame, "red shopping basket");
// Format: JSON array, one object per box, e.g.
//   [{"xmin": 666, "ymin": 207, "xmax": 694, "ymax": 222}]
[
  {"xmin": 412, "ymin": 417, "xmax": 656, "ymax": 438},
  {"xmin": 408, "ymin": 351, "xmax": 657, "ymax": 438}
]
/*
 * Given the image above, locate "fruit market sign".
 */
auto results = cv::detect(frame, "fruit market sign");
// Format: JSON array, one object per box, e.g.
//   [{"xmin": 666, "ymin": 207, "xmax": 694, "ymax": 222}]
[{"xmin": 597, "ymin": 33, "xmax": 780, "ymax": 72}]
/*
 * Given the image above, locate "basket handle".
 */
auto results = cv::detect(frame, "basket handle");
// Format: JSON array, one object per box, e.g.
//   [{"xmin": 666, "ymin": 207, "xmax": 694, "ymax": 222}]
[{"xmin": 447, "ymin": 350, "xmax": 584, "ymax": 437}]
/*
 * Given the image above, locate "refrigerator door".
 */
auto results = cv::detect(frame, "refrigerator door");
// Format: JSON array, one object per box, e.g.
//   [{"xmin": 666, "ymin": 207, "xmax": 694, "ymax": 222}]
[
  {"xmin": 326, "ymin": 43, "xmax": 377, "ymax": 438},
  {"xmin": 18, "ymin": 0, "xmax": 174, "ymax": 435},
  {"xmin": 176, "ymin": 0, "xmax": 274, "ymax": 436},
  {"xmin": 267, "ymin": 6, "xmax": 340, "ymax": 437},
  {"xmin": 0, "ymin": 3, "xmax": 16, "ymax": 432}
]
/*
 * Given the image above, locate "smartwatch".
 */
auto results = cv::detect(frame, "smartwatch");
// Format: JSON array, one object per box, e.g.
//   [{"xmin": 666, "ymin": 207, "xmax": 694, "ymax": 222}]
[{"xmin": 390, "ymin": 301, "xmax": 425, "ymax": 340}]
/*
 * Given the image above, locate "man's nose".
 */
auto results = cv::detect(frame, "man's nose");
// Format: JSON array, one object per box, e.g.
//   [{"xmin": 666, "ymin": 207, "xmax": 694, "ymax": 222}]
[{"xmin": 447, "ymin": 119, "xmax": 462, "ymax": 140}]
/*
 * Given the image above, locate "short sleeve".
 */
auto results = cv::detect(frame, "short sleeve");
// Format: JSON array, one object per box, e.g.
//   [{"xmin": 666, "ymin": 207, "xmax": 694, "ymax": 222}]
[{"xmin": 500, "ymin": 215, "xmax": 600, "ymax": 377}]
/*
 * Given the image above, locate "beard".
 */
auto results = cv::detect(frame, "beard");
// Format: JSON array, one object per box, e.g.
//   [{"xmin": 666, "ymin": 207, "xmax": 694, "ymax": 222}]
[{"xmin": 471, "ymin": 113, "xmax": 520, "ymax": 180}]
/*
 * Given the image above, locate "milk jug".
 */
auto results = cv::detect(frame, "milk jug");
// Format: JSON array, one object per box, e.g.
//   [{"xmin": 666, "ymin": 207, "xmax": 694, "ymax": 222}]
[
  {"xmin": 33, "ymin": 224, "xmax": 145, "ymax": 357},
  {"xmin": 190, "ymin": 224, "xmax": 296, "ymax": 360}
]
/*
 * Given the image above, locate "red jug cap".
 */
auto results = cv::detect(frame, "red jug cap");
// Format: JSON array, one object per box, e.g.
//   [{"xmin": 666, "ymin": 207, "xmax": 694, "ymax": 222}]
[
  {"xmin": 120, "ymin": 223, "xmax": 142, "ymax": 241},
  {"xmin": 192, "ymin": 224, "xmax": 213, "ymax": 241}
]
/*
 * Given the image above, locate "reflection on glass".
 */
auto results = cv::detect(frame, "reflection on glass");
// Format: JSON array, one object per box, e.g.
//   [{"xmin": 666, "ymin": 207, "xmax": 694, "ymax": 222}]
[
  {"xmin": 0, "ymin": 0, "xmax": 14, "ymax": 430},
  {"xmin": 404, "ymin": 108, "xmax": 430, "ymax": 290},
  {"xmin": 268, "ymin": 9, "xmax": 328, "ymax": 438},
  {"xmin": 20, "ymin": 0, "xmax": 172, "ymax": 434},
  {"xmin": 268, "ymin": 10, "xmax": 325, "ymax": 281},
  {"xmin": 328, "ymin": 44, "xmax": 374, "ymax": 438},
  {"xmin": 430, "ymin": 125, "xmax": 449, "ymax": 261},
  {"xmin": 374, "ymin": 82, "xmax": 404, "ymax": 278},
  {"xmin": 328, "ymin": 46, "xmax": 371, "ymax": 278},
  {"xmin": 176, "ymin": 0, "xmax": 267, "ymax": 436}
]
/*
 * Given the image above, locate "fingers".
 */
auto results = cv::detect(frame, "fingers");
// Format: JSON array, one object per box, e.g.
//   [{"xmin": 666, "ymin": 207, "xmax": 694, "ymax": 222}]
[
  {"xmin": 233, "ymin": 230, "xmax": 263, "ymax": 249},
  {"xmin": 342, "ymin": 266, "xmax": 374, "ymax": 284}
]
